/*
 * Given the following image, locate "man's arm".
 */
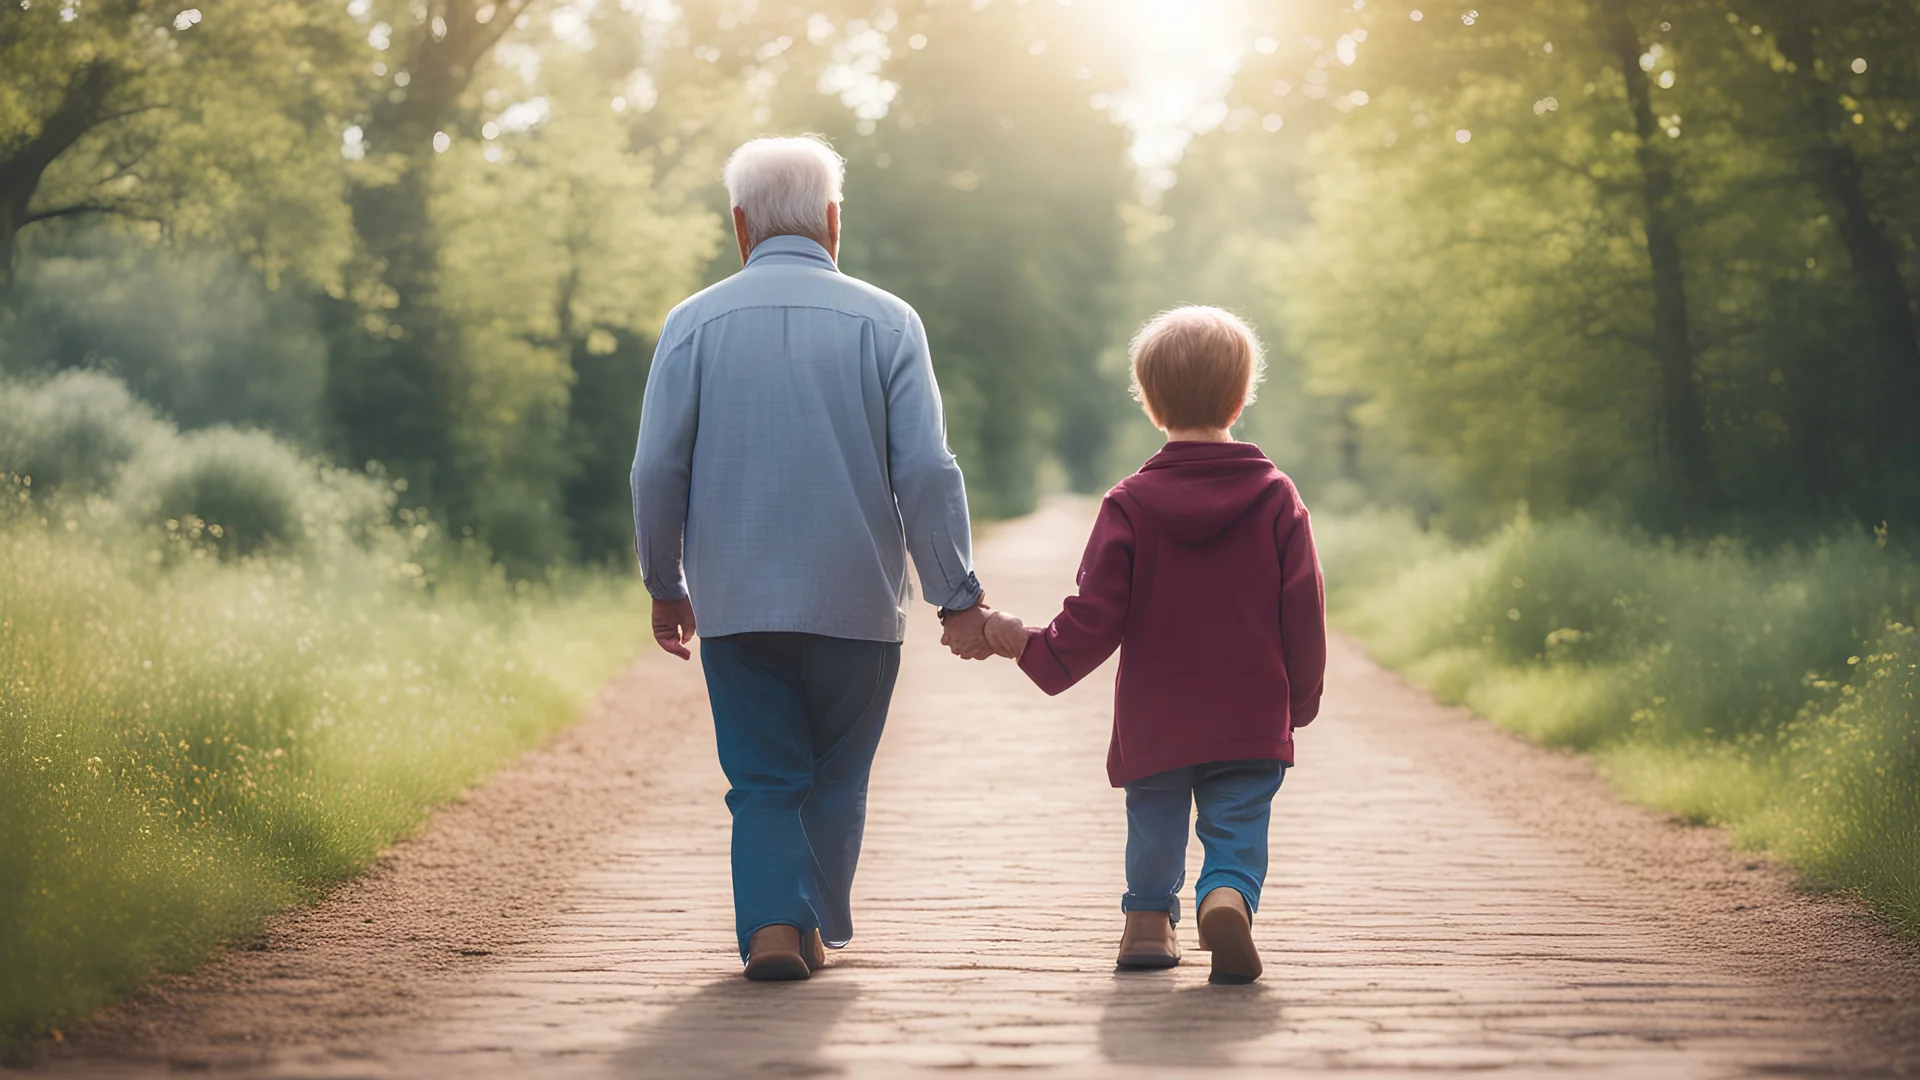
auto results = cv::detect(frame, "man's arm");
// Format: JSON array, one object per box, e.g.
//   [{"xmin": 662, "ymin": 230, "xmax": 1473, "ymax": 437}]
[
  {"xmin": 1278, "ymin": 494, "xmax": 1327, "ymax": 725},
  {"xmin": 884, "ymin": 310, "xmax": 987, "ymax": 646},
  {"xmin": 1017, "ymin": 497, "xmax": 1134, "ymax": 694},
  {"xmin": 631, "ymin": 319, "xmax": 699, "ymax": 657}
]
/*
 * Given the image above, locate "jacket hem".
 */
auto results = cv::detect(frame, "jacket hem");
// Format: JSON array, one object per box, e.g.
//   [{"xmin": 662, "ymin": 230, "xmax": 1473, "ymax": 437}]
[{"xmin": 1108, "ymin": 738, "xmax": 1295, "ymax": 788}]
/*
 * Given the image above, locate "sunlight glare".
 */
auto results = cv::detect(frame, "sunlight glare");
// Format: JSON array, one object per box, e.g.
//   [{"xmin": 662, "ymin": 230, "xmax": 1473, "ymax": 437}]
[{"xmin": 1099, "ymin": 0, "xmax": 1251, "ymax": 196}]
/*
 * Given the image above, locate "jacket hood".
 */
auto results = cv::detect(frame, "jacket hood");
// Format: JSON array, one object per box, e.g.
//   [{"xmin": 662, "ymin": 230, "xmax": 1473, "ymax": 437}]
[{"xmin": 1121, "ymin": 442, "xmax": 1287, "ymax": 545}]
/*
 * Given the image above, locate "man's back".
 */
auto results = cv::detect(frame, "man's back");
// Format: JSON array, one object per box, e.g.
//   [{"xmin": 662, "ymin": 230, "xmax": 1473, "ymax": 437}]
[{"xmin": 631, "ymin": 235, "xmax": 979, "ymax": 643}]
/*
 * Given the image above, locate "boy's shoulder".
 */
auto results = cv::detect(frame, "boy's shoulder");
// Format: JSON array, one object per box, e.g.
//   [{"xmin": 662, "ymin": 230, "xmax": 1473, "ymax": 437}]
[
  {"xmin": 1104, "ymin": 442, "xmax": 1305, "ymax": 542},
  {"xmin": 1109, "ymin": 442, "xmax": 1302, "ymax": 498}
]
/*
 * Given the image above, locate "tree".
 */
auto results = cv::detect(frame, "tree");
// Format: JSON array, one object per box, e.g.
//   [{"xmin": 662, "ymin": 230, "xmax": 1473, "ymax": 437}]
[
  {"xmin": 1753, "ymin": 1, "xmax": 1920, "ymax": 471},
  {"xmin": 0, "ymin": 0, "xmax": 356, "ymax": 289},
  {"xmin": 1595, "ymin": 0, "xmax": 1712, "ymax": 507},
  {"xmin": 323, "ymin": 0, "xmax": 542, "ymax": 516}
]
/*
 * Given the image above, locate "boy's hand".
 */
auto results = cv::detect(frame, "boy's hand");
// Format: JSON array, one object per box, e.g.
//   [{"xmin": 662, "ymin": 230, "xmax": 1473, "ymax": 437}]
[{"xmin": 984, "ymin": 610, "xmax": 1027, "ymax": 659}]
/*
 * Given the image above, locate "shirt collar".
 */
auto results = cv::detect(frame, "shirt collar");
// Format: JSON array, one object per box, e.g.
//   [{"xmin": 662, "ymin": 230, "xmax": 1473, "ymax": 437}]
[{"xmin": 745, "ymin": 234, "xmax": 838, "ymax": 271}]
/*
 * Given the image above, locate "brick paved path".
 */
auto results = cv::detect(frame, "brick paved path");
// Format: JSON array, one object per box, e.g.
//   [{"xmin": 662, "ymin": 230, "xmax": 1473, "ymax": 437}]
[{"xmin": 44, "ymin": 498, "xmax": 1920, "ymax": 1078}]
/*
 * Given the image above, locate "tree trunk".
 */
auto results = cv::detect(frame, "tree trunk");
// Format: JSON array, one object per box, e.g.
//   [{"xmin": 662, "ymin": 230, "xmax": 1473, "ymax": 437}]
[
  {"xmin": 1772, "ymin": 15, "xmax": 1920, "ymax": 461},
  {"xmin": 0, "ymin": 61, "xmax": 119, "ymax": 287},
  {"xmin": 0, "ymin": 201, "xmax": 21, "ymax": 289},
  {"xmin": 326, "ymin": 1, "xmax": 530, "ymax": 509},
  {"xmin": 1598, "ymin": 0, "xmax": 1714, "ymax": 512}
]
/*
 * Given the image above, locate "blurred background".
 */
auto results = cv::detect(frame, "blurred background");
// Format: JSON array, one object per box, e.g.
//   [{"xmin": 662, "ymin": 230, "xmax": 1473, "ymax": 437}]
[
  {"xmin": 7, "ymin": 0, "xmax": 1920, "ymax": 551},
  {"xmin": 3, "ymin": 0, "xmax": 1919, "ymax": 1052}
]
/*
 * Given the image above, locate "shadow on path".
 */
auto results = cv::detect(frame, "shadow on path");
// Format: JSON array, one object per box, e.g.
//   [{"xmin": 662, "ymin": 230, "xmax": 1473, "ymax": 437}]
[
  {"xmin": 1096, "ymin": 970, "xmax": 1285, "ymax": 1067},
  {"xmin": 612, "ymin": 974, "xmax": 859, "ymax": 1079}
]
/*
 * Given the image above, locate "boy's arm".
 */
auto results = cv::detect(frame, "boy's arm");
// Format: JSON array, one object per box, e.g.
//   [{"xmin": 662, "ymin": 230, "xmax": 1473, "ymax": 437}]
[
  {"xmin": 1017, "ymin": 497, "xmax": 1134, "ymax": 695},
  {"xmin": 1278, "ymin": 492, "xmax": 1327, "ymax": 726}
]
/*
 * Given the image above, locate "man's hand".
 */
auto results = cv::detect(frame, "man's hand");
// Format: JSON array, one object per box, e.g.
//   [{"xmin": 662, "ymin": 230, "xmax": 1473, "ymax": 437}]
[
  {"xmin": 984, "ymin": 611, "xmax": 1027, "ymax": 659},
  {"xmin": 939, "ymin": 601, "xmax": 995, "ymax": 660},
  {"xmin": 651, "ymin": 597, "xmax": 697, "ymax": 660}
]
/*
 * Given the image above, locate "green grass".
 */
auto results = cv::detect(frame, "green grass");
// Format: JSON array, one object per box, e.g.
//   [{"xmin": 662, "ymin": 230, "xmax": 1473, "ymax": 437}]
[
  {"xmin": 1317, "ymin": 510, "xmax": 1920, "ymax": 936},
  {"xmin": 0, "ymin": 374, "xmax": 645, "ymax": 1049}
]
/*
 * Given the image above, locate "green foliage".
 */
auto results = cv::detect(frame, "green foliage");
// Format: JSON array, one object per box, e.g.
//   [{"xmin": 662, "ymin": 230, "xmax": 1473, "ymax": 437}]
[
  {"xmin": 0, "ymin": 0, "xmax": 359, "ymax": 289},
  {"xmin": 0, "ymin": 375, "xmax": 643, "ymax": 1048},
  {"xmin": 1213, "ymin": 0, "xmax": 1920, "ymax": 533},
  {"xmin": 1323, "ymin": 511, "xmax": 1920, "ymax": 933},
  {"xmin": 0, "ymin": 240, "xmax": 332, "ymax": 441}
]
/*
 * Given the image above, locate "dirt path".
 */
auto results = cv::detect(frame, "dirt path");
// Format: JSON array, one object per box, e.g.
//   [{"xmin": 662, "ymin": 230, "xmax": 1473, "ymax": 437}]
[{"xmin": 36, "ymin": 498, "xmax": 1920, "ymax": 1078}]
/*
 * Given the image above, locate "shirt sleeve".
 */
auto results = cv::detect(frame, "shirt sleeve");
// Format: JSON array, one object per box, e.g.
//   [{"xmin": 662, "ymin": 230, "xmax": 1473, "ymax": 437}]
[
  {"xmin": 1017, "ymin": 496, "xmax": 1135, "ymax": 695},
  {"xmin": 885, "ymin": 309, "xmax": 984, "ymax": 612},
  {"xmin": 1278, "ymin": 494, "xmax": 1328, "ymax": 726},
  {"xmin": 631, "ymin": 318, "xmax": 697, "ymax": 602}
]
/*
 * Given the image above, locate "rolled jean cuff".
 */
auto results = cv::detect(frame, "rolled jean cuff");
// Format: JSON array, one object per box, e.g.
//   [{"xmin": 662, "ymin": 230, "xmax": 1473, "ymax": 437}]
[
  {"xmin": 1196, "ymin": 871, "xmax": 1262, "ymax": 916},
  {"xmin": 1121, "ymin": 891, "xmax": 1183, "ymax": 925}
]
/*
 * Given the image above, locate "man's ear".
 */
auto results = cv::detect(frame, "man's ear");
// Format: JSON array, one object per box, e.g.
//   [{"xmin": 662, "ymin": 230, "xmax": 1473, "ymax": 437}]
[
  {"xmin": 733, "ymin": 206, "xmax": 752, "ymax": 265},
  {"xmin": 824, "ymin": 201, "xmax": 841, "ymax": 262}
]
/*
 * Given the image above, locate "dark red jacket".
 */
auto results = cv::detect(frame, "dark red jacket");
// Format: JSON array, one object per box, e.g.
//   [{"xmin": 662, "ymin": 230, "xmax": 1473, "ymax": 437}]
[{"xmin": 1017, "ymin": 441, "xmax": 1326, "ymax": 786}]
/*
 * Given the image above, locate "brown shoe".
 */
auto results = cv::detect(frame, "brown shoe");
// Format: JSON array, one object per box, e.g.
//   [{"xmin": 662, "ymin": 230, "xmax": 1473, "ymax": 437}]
[
  {"xmin": 802, "ymin": 928, "xmax": 827, "ymax": 972},
  {"xmin": 1115, "ymin": 910, "xmax": 1181, "ymax": 970},
  {"xmin": 744, "ymin": 925, "xmax": 811, "ymax": 982},
  {"xmin": 1196, "ymin": 887, "xmax": 1261, "ymax": 984}
]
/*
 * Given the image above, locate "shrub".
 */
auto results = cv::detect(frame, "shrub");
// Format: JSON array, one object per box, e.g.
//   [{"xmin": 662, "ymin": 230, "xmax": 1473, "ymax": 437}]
[
  {"xmin": 0, "ymin": 371, "xmax": 169, "ymax": 496},
  {"xmin": 0, "ymin": 376, "xmax": 646, "ymax": 1049},
  {"xmin": 1321, "ymin": 512, "xmax": 1920, "ymax": 936}
]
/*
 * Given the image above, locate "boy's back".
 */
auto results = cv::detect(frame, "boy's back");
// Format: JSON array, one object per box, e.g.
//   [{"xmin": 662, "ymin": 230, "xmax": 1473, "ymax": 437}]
[{"xmin": 1017, "ymin": 440, "xmax": 1325, "ymax": 786}]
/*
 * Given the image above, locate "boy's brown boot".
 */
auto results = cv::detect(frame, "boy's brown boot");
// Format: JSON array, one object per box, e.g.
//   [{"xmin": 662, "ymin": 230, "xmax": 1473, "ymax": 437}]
[
  {"xmin": 1196, "ymin": 887, "xmax": 1261, "ymax": 985},
  {"xmin": 802, "ymin": 928, "xmax": 827, "ymax": 972},
  {"xmin": 1115, "ymin": 910, "xmax": 1182, "ymax": 969},
  {"xmin": 743, "ymin": 925, "xmax": 811, "ymax": 982}
]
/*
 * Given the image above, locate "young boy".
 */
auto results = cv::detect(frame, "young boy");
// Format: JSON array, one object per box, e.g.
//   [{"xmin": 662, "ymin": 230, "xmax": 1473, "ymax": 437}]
[{"xmin": 983, "ymin": 306, "xmax": 1326, "ymax": 985}]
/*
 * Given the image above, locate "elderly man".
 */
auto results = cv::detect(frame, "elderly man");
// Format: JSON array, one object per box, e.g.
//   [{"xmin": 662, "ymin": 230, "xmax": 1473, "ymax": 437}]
[{"xmin": 631, "ymin": 135, "xmax": 993, "ymax": 981}]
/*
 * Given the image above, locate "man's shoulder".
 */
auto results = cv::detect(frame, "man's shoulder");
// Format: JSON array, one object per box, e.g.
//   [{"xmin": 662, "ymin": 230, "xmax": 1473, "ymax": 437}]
[
  {"xmin": 830, "ymin": 271, "xmax": 918, "ymax": 324},
  {"xmin": 666, "ymin": 266, "xmax": 917, "ymax": 338}
]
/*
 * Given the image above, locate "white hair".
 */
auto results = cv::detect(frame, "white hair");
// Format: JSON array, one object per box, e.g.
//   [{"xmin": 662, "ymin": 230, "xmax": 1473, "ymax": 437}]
[{"xmin": 723, "ymin": 136, "xmax": 846, "ymax": 251}]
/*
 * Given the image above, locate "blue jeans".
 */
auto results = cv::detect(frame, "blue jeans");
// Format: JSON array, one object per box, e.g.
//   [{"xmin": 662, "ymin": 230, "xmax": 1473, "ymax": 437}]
[
  {"xmin": 701, "ymin": 633, "xmax": 901, "ymax": 961},
  {"xmin": 1122, "ymin": 760, "xmax": 1287, "ymax": 925}
]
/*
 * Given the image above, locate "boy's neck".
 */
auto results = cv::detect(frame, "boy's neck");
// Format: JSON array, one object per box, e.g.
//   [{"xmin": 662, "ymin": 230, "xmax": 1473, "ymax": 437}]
[{"xmin": 1164, "ymin": 426, "xmax": 1235, "ymax": 444}]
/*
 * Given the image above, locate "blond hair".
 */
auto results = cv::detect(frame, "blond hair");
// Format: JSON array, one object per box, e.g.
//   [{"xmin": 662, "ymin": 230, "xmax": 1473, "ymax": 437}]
[{"xmin": 1128, "ymin": 306, "xmax": 1266, "ymax": 431}]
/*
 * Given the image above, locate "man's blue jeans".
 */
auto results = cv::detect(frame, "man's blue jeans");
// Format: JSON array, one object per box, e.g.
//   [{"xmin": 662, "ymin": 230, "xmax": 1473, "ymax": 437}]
[
  {"xmin": 700, "ymin": 632, "xmax": 901, "ymax": 961},
  {"xmin": 1122, "ymin": 760, "xmax": 1287, "ymax": 925}
]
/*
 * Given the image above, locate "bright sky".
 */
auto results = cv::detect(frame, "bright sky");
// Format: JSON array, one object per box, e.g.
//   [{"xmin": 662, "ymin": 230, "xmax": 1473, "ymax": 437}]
[
  {"xmin": 483, "ymin": 0, "xmax": 1255, "ymax": 195},
  {"xmin": 1100, "ymin": 0, "xmax": 1252, "ymax": 195}
]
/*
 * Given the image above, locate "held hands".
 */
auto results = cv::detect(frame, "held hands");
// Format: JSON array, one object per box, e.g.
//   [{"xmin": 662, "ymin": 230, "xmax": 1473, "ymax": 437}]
[
  {"xmin": 939, "ymin": 602, "xmax": 995, "ymax": 660},
  {"xmin": 983, "ymin": 610, "xmax": 1027, "ymax": 659},
  {"xmin": 651, "ymin": 596, "xmax": 697, "ymax": 660},
  {"xmin": 940, "ymin": 600, "xmax": 1029, "ymax": 661}
]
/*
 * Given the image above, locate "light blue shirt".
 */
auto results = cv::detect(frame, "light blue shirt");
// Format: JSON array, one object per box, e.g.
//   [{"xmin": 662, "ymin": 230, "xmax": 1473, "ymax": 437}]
[{"xmin": 631, "ymin": 236, "xmax": 983, "ymax": 642}]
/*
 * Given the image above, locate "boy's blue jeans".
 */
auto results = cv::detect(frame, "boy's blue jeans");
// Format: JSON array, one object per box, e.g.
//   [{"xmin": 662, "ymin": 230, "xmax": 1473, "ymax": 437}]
[
  {"xmin": 1123, "ymin": 760, "xmax": 1287, "ymax": 924},
  {"xmin": 700, "ymin": 632, "xmax": 901, "ymax": 961}
]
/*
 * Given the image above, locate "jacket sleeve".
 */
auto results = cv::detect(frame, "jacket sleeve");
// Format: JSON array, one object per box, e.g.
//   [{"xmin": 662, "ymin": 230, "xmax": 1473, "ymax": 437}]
[
  {"xmin": 1278, "ymin": 492, "xmax": 1327, "ymax": 726},
  {"xmin": 1017, "ymin": 496, "xmax": 1134, "ymax": 695},
  {"xmin": 886, "ymin": 309, "xmax": 983, "ymax": 611},
  {"xmin": 630, "ymin": 315, "xmax": 697, "ymax": 601}
]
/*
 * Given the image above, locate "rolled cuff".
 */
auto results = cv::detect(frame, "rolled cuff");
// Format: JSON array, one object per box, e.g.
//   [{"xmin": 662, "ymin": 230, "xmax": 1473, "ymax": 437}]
[
  {"xmin": 645, "ymin": 579, "xmax": 689, "ymax": 602},
  {"xmin": 936, "ymin": 570, "xmax": 984, "ymax": 613},
  {"xmin": 1017, "ymin": 628, "xmax": 1078, "ymax": 696},
  {"xmin": 1290, "ymin": 695, "xmax": 1322, "ymax": 728}
]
